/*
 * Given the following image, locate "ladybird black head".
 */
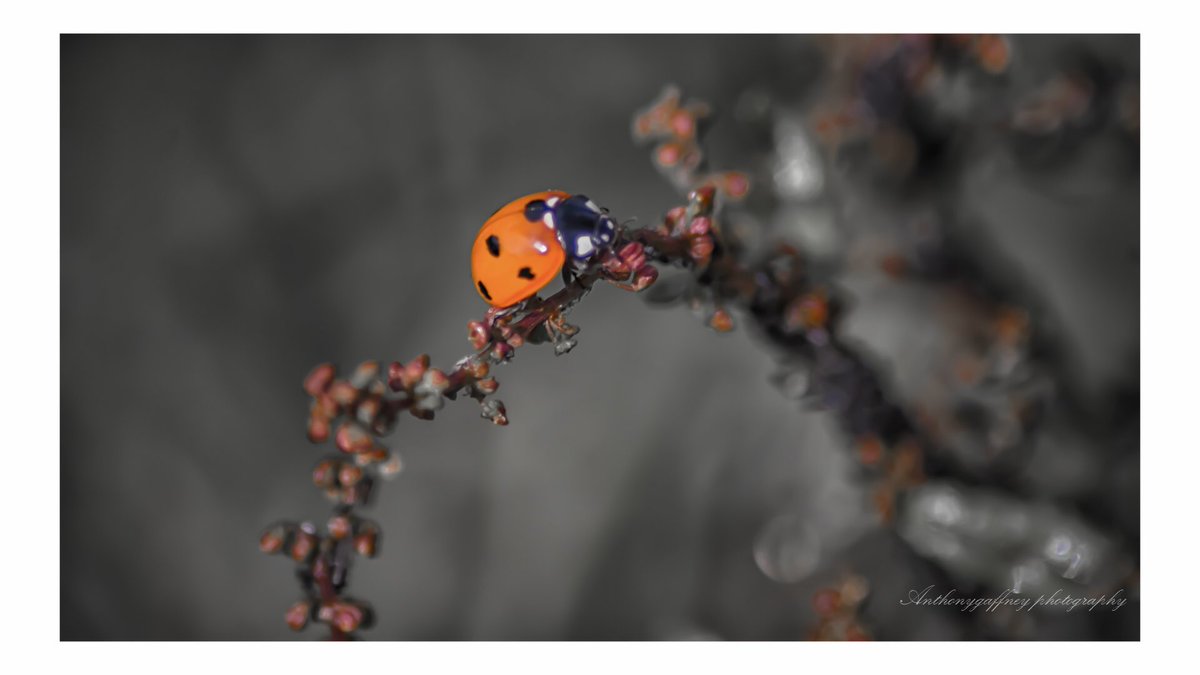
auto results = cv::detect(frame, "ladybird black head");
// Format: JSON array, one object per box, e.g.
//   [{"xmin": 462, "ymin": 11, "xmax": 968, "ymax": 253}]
[
  {"xmin": 486, "ymin": 235, "xmax": 501, "ymax": 257},
  {"xmin": 517, "ymin": 266, "xmax": 535, "ymax": 280},
  {"xmin": 524, "ymin": 199, "xmax": 548, "ymax": 222},
  {"xmin": 477, "ymin": 280, "xmax": 492, "ymax": 301}
]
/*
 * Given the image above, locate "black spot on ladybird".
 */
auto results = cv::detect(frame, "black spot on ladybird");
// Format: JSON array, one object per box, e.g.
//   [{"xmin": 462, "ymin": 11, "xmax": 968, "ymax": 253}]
[
  {"xmin": 486, "ymin": 235, "xmax": 501, "ymax": 257},
  {"xmin": 524, "ymin": 200, "xmax": 547, "ymax": 222},
  {"xmin": 517, "ymin": 266, "xmax": 535, "ymax": 280},
  {"xmin": 477, "ymin": 281, "xmax": 492, "ymax": 300}
]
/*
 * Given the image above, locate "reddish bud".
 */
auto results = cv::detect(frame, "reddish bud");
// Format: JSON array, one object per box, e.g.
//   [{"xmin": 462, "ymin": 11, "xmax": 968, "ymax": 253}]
[
  {"xmin": 670, "ymin": 109, "xmax": 696, "ymax": 138},
  {"xmin": 312, "ymin": 459, "xmax": 339, "ymax": 488},
  {"xmin": 332, "ymin": 603, "xmax": 365, "ymax": 633},
  {"xmin": 354, "ymin": 530, "xmax": 378, "ymax": 558},
  {"xmin": 349, "ymin": 360, "xmax": 380, "ymax": 388},
  {"xmin": 687, "ymin": 216, "xmax": 712, "ymax": 236},
  {"xmin": 337, "ymin": 463, "xmax": 363, "ymax": 487},
  {"xmin": 285, "ymin": 600, "xmax": 312, "ymax": 631},
  {"xmin": 656, "ymin": 141, "xmax": 682, "ymax": 167},
  {"xmin": 316, "ymin": 602, "xmax": 335, "ymax": 623},
  {"xmin": 617, "ymin": 242, "xmax": 646, "ymax": 271},
  {"xmin": 890, "ymin": 440, "xmax": 924, "ymax": 486},
  {"xmin": 857, "ymin": 436, "xmax": 885, "ymax": 467},
  {"xmin": 355, "ymin": 446, "xmax": 389, "ymax": 466},
  {"xmin": 335, "ymin": 422, "xmax": 373, "ymax": 454},
  {"xmin": 290, "ymin": 531, "xmax": 317, "ymax": 562},
  {"xmin": 387, "ymin": 361, "xmax": 406, "ymax": 391},
  {"xmin": 813, "ymin": 589, "xmax": 842, "ymax": 618},
  {"xmin": 328, "ymin": 514, "xmax": 352, "ymax": 540},
  {"xmin": 630, "ymin": 265, "xmax": 658, "ymax": 291},
  {"xmin": 665, "ymin": 206, "xmax": 687, "ymax": 233},
  {"xmin": 879, "ymin": 254, "xmax": 909, "ymax": 278},
  {"xmin": 845, "ymin": 625, "xmax": 871, "ymax": 641},
  {"xmin": 328, "ymin": 381, "xmax": 359, "ymax": 407},
  {"xmin": 722, "ymin": 171, "xmax": 750, "ymax": 199},
  {"xmin": 709, "ymin": 308, "xmax": 734, "ymax": 333},
  {"xmin": 468, "ymin": 321, "xmax": 490, "ymax": 350},
  {"xmin": 259, "ymin": 524, "xmax": 288, "ymax": 554},
  {"xmin": 602, "ymin": 252, "xmax": 632, "ymax": 279},
  {"xmin": 491, "ymin": 342, "xmax": 514, "ymax": 362},
  {"xmin": 690, "ymin": 185, "xmax": 717, "ymax": 210},
  {"xmin": 307, "ymin": 416, "xmax": 331, "ymax": 444},
  {"xmin": 481, "ymin": 399, "xmax": 508, "ymax": 426},
  {"xmin": 303, "ymin": 363, "xmax": 336, "ymax": 397},
  {"xmin": 466, "ymin": 359, "xmax": 489, "ymax": 379},
  {"xmin": 356, "ymin": 394, "xmax": 383, "ymax": 427},
  {"xmin": 785, "ymin": 291, "xmax": 829, "ymax": 332},
  {"xmin": 873, "ymin": 485, "xmax": 896, "ymax": 523},
  {"xmin": 689, "ymin": 234, "xmax": 714, "ymax": 266},
  {"xmin": 475, "ymin": 377, "xmax": 499, "ymax": 395},
  {"xmin": 379, "ymin": 453, "xmax": 404, "ymax": 478}
]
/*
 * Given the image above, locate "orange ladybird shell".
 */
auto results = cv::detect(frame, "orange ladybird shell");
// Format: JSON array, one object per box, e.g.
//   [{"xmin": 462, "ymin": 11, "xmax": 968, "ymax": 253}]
[{"xmin": 471, "ymin": 190, "xmax": 569, "ymax": 307}]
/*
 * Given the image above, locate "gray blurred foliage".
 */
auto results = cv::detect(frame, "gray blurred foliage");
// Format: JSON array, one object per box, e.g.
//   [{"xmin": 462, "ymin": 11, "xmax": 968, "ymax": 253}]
[{"xmin": 61, "ymin": 35, "xmax": 1137, "ymax": 640}]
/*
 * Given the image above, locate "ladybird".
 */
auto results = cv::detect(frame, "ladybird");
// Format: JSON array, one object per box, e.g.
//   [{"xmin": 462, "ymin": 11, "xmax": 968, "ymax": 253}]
[{"xmin": 471, "ymin": 190, "xmax": 618, "ymax": 307}]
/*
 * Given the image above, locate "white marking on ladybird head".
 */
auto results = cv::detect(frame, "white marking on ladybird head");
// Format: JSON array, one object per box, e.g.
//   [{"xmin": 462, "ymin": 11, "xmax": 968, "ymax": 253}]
[
  {"xmin": 546, "ymin": 196, "xmax": 560, "ymax": 207},
  {"xmin": 543, "ymin": 212, "xmax": 555, "ymax": 229},
  {"xmin": 575, "ymin": 235, "xmax": 594, "ymax": 257},
  {"xmin": 585, "ymin": 199, "xmax": 600, "ymax": 212},
  {"xmin": 533, "ymin": 240, "xmax": 549, "ymax": 254}
]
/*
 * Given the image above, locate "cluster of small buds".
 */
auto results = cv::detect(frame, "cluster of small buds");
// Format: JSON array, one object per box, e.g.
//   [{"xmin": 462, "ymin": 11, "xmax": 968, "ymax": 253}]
[
  {"xmin": 946, "ymin": 34, "xmax": 1012, "ymax": 75},
  {"xmin": 633, "ymin": 85, "xmax": 751, "ymax": 202},
  {"xmin": 808, "ymin": 574, "xmax": 872, "ymax": 641},
  {"xmin": 315, "ymin": 598, "xmax": 374, "ymax": 634},
  {"xmin": 633, "ymin": 85, "xmax": 710, "ymax": 188},
  {"xmin": 632, "ymin": 184, "xmax": 744, "ymax": 333},
  {"xmin": 854, "ymin": 434, "xmax": 927, "ymax": 523},
  {"xmin": 305, "ymin": 361, "xmax": 399, "ymax": 442},
  {"xmin": 261, "ymin": 514, "xmax": 381, "ymax": 638},
  {"xmin": 807, "ymin": 35, "xmax": 1015, "ymax": 177}
]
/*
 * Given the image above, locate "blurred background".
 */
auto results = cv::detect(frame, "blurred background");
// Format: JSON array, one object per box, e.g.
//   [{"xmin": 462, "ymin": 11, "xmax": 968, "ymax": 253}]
[{"xmin": 61, "ymin": 35, "xmax": 1139, "ymax": 640}]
